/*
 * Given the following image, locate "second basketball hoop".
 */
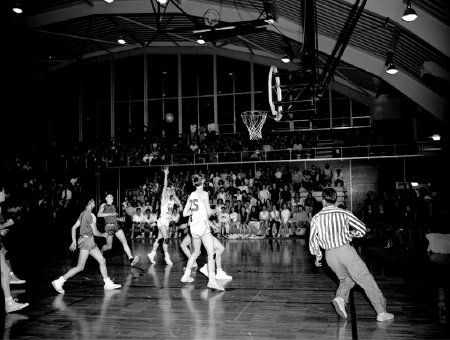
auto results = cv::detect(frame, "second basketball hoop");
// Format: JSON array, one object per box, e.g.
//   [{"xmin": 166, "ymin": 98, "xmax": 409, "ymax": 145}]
[{"xmin": 241, "ymin": 110, "xmax": 267, "ymax": 140}]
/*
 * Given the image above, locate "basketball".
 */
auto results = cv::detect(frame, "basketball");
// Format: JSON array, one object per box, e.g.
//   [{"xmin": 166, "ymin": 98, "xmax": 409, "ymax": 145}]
[{"xmin": 165, "ymin": 112, "xmax": 174, "ymax": 123}]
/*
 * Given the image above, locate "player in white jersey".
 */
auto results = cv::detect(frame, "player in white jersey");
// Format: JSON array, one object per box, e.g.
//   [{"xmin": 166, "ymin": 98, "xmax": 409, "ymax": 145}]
[
  {"xmin": 148, "ymin": 167, "xmax": 181, "ymax": 266},
  {"xmin": 180, "ymin": 175, "xmax": 225, "ymax": 291}
]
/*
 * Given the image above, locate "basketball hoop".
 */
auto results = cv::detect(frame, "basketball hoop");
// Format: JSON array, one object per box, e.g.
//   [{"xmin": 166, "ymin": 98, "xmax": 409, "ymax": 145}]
[
  {"xmin": 241, "ymin": 111, "xmax": 267, "ymax": 140},
  {"xmin": 268, "ymin": 65, "xmax": 283, "ymax": 122}
]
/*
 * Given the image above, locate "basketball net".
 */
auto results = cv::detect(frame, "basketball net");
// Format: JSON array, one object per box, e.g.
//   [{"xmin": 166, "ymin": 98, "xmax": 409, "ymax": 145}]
[{"xmin": 241, "ymin": 111, "xmax": 267, "ymax": 140}]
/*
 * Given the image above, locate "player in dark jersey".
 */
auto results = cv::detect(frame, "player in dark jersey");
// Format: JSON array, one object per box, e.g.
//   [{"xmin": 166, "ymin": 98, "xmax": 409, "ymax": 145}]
[
  {"xmin": 51, "ymin": 198, "xmax": 121, "ymax": 293},
  {"xmin": 98, "ymin": 193, "xmax": 139, "ymax": 266}
]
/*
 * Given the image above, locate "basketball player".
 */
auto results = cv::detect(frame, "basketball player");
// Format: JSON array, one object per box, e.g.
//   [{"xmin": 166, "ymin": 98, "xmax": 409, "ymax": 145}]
[
  {"xmin": 147, "ymin": 167, "xmax": 181, "ymax": 266},
  {"xmin": 51, "ymin": 198, "xmax": 121, "ymax": 293},
  {"xmin": 180, "ymin": 175, "xmax": 224, "ymax": 291},
  {"xmin": 0, "ymin": 186, "xmax": 29, "ymax": 313},
  {"xmin": 97, "ymin": 193, "xmax": 139, "ymax": 266}
]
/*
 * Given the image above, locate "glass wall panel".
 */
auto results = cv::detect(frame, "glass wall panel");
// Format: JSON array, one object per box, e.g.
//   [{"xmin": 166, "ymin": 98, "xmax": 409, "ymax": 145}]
[
  {"xmin": 198, "ymin": 55, "xmax": 213, "ymax": 95},
  {"xmin": 217, "ymin": 95, "xmax": 234, "ymax": 133},
  {"xmin": 83, "ymin": 61, "xmax": 110, "ymax": 104},
  {"xmin": 182, "ymin": 97, "xmax": 198, "ymax": 128},
  {"xmin": 98, "ymin": 103, "xmax": 111, "ymax": 140},
  {"xmin": 181, "ymin": 55, "xmax": 198, "ymax": 97},
  {"xmin": 254, "ymin": 63, "xmax": 269, "ymax": 92},
  {"xmin": 352, "ymin": 99, "xmax": 370, "ymax": 117},
  {"xmin": 115, "ymin": 56, "xmax": 143, "ymax": 101},
  {"xmin": 235, "ymin": 94, "xmax": 252, "ymax": 135},
  {"xmin": 148, "ymin": 55, "xmax": 178, "ymax": 99},
  {"xmin": 163, "ymin": 98, "xmax": 178, "ymax": 137},
  {"xmin": 115, "ymin": 102, "xmax": 130, "ymax": 139},
  {"xmin": 234, "ymin": 59, "xmax": 250, "ymax": 93},
  {"xmin": 148, "ymin": 100, "xmax": 163, "ymax": 136},
  {"xmin": 199, "ymin": 96, "xmax": 214, "ymax": 128},
  {"xmin": 130, "ymin": 101, "xmax": 144, "ymax": 137},
  {"xmin": 217, "ymin": 56, "xmax": 234, "ymax": 94}
]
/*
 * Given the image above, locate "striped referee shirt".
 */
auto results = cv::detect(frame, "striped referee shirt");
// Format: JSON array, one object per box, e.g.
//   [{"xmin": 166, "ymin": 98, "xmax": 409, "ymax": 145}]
[{"xmin": 309, "ymin": 205, "xmax": 366, "ymax": 257}]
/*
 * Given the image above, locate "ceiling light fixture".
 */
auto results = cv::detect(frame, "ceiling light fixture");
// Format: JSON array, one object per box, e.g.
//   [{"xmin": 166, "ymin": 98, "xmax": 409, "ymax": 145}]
[
  {"xmin": 118, "ymin": 35, "xmax": 126, "ymax": 44},
  {"xmin": 386, "ymin": 62, "xmax": 398, "ymax": 75},
  {"xmin": 431, "ymin": 134, "xmax": 441, "ymax": 141},
  {"xmin": 402, "ymin": 0, "xmax": 418, "ymax": 22},
  {"xmin": 196, "ymin": 36, "xmax": 206, "ymax": 45},
  {"xmin": 157, "ymin": 0, "xmax": 168, "ymax": 4},
  {"xmin": 281, "ymin": 54, "xmax": 290, "ymax": 63},
  {"xmin": 12, "ymin": 3, "xmax": 23, "ymax": 14},
  {"xmin": 104, "ymin": 0, "xmax": 114, "ymax": 3},
  {"xmin": 411, "ymin": 182, "xmax": 419, "ymax": 187}
]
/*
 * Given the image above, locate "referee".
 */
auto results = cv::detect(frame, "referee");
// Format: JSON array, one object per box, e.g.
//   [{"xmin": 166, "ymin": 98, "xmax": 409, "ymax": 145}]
[{"xmin": 309, "ymin": 187, "xmax": 394, "ymax": 322}]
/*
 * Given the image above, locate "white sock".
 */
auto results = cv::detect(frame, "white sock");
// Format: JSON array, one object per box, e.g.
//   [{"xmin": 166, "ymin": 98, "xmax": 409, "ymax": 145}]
[
  {"xmin": 59, "ymin": 276, "xmax": 66, "ymax": 283},
  {"xmin": 5, "ymin": 296, "xmax": 13, "ymax": 302},
  {"xmin": 103, "ymin": 277, "xmax": 110, "ymax": 283}
]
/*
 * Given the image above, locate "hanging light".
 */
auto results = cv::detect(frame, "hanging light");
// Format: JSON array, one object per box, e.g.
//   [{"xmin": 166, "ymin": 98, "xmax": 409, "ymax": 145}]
[
  {"xmin": 196, "ymin": 36, "xmax": 206, "ymax": 45},
  {"xmin": 12, "ymin": 3, "xmax": 23, "ymax": 14},
  {"xmin": 104, "ymin": 0, "xmax": 114, "ymax": 3},
  {"xmin": 431, "ymin": 134, "xmax": 441, "ymax": 141},
  {"xmin": 157, "ymin": 0, "xmax": 168, "ymax": 4},
  {"xmin": 117, "ymin": 35, "xmax": 126, "ymax": 44},
  {"xmin": 386, "ymin": 62, "xmax": 398, "ymax": 75},
  {"xmin": 281, "ymin": 54, "xmax": 290, "ymax": 63},
  {"xmin": 402, "ymin": 0, "xmax": 418, "ymax": 22}
]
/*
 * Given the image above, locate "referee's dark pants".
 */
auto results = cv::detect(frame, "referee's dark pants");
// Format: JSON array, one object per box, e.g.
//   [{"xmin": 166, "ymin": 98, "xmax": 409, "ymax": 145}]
[{"xmin": 325, "ymin": 243, "xmax": 386, "ymax": 314}]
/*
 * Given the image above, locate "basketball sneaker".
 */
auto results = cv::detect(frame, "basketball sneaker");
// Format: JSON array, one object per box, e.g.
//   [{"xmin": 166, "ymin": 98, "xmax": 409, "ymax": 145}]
[
  {"xmin": 199, "ymin": 264, "xmax": 209, "ymax": 278},
  {"xmin": 9, "ymin": 272, "xmax": 26, "ymax": 285},
  {"xmin": 207, "ymin": 281, "xmax": 225, "ymax": 291},
  {"xmin": 5, "ymin": 297, "xmax": 29, "ymax": 313},
  {"xmin": 377, "ymin": 312, "xmax": 394, "ymax": 322},
  {"xmin": 129, "ymin": 256, "xmax": 139, "ymax": 266},
  {"xmin": 51, "ymin": 277, "xmax": 65, "ymax": 294},
  {"xmin": 215, "ymin": 269, "xmax": 232, "ymax": 280},
  {"xmin": 164, "ymin": 254, "xmax": 173, "ymax": 266},
  {"xmin": 103, "ymin": 278, "xmax": 121, "ymax": 290},
  {"xmin": 147, "ymin": 251, "xmax": 156, "ymax": 264},
  {"xmin": 181, "ymin": 275, "xmax": 194, "ymax": 283},
  {"xmin": 332, "ymin": 297, "xmax": 347, "ymax": 319}
]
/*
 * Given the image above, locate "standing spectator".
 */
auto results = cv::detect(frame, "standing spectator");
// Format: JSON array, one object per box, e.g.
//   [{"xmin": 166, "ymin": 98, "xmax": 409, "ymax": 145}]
[
  {"xmin": 280, "ymin": 203, "xmax": 291, "ymax": 238},
  {"xmin": 333, "ymin": 169, "xmax": 344, "ymax": 187},
  {"xmin": 309, "ymin": 188, "xmax": 394, "ymax": 322},
  {"xmin": 189, "ymin": 123, "xmax": 197, "ymax": 143},
  {"xmin": 269, "ymin": 205, "xmax": 281, "ymax": 237}
]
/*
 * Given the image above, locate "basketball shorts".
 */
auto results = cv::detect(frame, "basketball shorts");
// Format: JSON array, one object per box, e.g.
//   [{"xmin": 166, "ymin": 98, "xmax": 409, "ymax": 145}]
[
  {"xmin": 105, "ymin": 223, "xmax": 120, "ymax": 236},
  {"xmin": 190, "ymin": 220, "xmax": 211, "ymax": 239},
  {"xmin": 77, "ymin": 235, "xmax": 97, "ymax": 251}
]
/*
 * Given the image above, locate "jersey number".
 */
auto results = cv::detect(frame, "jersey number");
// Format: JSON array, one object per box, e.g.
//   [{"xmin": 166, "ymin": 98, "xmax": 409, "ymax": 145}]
[{"xmin": 190, "ymin": 199, "xmax": 199, "ymax": 211}]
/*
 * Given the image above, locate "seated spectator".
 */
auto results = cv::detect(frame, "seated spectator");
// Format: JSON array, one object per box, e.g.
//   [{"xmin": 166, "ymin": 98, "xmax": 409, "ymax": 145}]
[
  {"xmin": 269, "ymin": 205, "xmax": 281, "ymax": 237},
  {"xmin": 229, "ymin": 206, "xmax": 240, "ymax": 234},
  {"xmin": 144, "ymin": 207, "xmax": 158, "ymax": 238},
  {"xmin": 304, "ymin": 191, "xmax": 318, "ymax": 215},
  {"xmin": 239, "ymin": 205, "xmax": 249, "ymax": 235},
  {"xmin": 247, "ymin": 206, "xmax": 261, "ymax": 236},
  {"xmin": 259, "ymin": 184, "xmax": 271, "ymax": 205},
  {"xmin": 218, "ymin": 206, "xmax": 230, "ymax": 237},
  {"xmin": 132, "ymin": 207, "xmax": 146, "ymax": 238},
  {"xmin": 259, "ymin": 205, "xmax": 270, "ymax": 236}
]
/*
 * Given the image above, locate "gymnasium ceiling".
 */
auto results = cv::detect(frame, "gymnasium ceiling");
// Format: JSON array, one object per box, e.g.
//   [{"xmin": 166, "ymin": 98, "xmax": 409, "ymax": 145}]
[{"xmin": 1, "ymin": 0, "xmax": 449, "ymax": 123}]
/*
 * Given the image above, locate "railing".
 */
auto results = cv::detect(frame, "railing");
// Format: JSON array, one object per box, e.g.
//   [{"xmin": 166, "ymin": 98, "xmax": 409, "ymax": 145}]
[{"xmin": 33, "ymin": 142, "xmax": 440, "ymax": 171}]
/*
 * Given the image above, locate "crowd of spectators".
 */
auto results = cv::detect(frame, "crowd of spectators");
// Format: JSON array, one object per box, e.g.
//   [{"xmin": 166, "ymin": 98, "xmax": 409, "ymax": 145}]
[
  {"xmin": 119, "ymin": 164, "xmax": 348, "ymax": 240},
  {"xmin": 0, "ymin": 125, "xmax": 403, "ymax": 172},
  {"xmin": 358, "ymin": 186, "xmax": 447, "ymax": 252}
]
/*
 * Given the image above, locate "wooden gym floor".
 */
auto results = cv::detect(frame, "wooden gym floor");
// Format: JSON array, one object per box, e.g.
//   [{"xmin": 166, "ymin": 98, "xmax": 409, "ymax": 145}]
[{"xmin": 2, "ymin": 238, "xmax": 449, "ymax": 339}]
